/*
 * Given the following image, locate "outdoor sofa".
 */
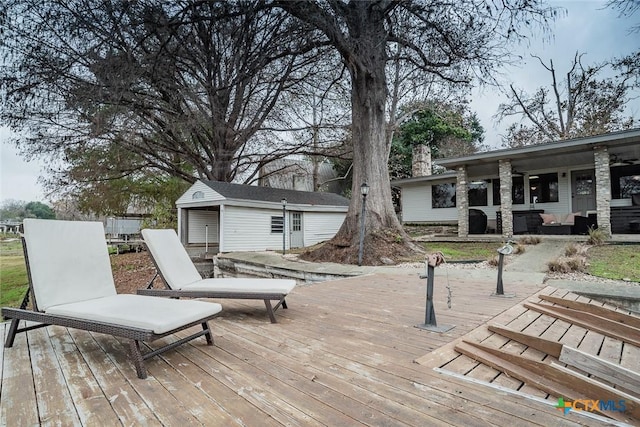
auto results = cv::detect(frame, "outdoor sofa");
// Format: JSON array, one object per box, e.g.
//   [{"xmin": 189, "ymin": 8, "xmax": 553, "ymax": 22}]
[
  {"xmin": 1, "ymin": 219, "xmax": 222, "ymax": 379},
  {"xmin": 139, "ymin": 228, "xmax": 296, "ymax": 323}
]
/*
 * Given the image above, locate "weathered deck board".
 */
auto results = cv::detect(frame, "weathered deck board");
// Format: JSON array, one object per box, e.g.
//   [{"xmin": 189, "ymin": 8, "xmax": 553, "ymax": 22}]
[
  {"xmin": 0, "ymin": 273, "xmax": 617, "ymax": 426},
  {"xmin": 416, "ymin": 285, "xmax": 640, "ymax": 424},
  {"xmin": 1, "ymin": 324, "xmax": 40, "ymax": 427},
  {"xmin": 30, "ymin": 326, "xmax": 82, "ymax": 426}
]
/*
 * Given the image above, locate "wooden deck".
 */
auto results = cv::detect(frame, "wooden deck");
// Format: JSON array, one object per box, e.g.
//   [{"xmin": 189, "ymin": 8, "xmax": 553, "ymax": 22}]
[
  {"xmin": 0, "ymin": 271, "xmax": 627, "ymax": 426},
  {"xmin": 418, "ymin": 286, "xmax": 640, "ymax": 425}
]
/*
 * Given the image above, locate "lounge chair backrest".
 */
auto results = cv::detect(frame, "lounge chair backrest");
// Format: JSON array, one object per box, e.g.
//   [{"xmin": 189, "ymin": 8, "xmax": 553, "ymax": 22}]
[
  {"xmin": 23, "ymin": 219, "xmax": 117, "ymax": 310},
  {"xmin": 141, "ymin": 229, "xmax": 202, "ymax": 289}
]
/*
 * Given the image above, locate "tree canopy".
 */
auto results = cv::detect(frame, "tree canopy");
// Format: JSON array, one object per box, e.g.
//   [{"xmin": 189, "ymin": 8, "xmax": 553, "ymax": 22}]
[
  {"xmin": 389, "ymin": 102, "xmax": 485, "ymax": 181},
  {"xmin": 2, "ymin": 0, "xmax": 557, "ymax": 263},
  {"xmin": 1, "ymin": 0, "xmax": 327, "ymax": 211},
  {"xmin": 275, "ymin": 0, "xmax": 554, "ymax": 264},
  {"xmin": 0, "ymin": 200, "xmax": 56, "ymax": 220}
]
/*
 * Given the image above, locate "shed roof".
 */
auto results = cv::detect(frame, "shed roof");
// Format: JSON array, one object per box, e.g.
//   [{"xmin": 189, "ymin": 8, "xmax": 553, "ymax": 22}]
[{"xmin": 200, "ymin": 180, "xmax": 350, "ymax": 206}]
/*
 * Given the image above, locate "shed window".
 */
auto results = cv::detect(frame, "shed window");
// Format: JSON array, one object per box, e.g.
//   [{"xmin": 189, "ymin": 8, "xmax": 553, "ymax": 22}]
[
  {"xmin": 529, "ymin": 173, "xmax": 558, "ymax": 203},
  {"xmin": 432, "ymin": 183, "xmax": 456, "ymax": 208},
  {"xmin": 271, "ymin": 216, "xmax": 284, "ymax": 233}
]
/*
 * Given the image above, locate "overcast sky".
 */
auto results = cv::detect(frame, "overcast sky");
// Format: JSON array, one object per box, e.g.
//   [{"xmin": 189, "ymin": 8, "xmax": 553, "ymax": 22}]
[{"xmin": 1, "ymin": 0, "xmax": 639, "ymax": 205}]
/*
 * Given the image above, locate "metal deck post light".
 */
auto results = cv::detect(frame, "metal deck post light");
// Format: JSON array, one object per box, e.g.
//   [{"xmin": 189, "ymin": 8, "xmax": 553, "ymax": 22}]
[
  {"xmin": 358, "ymin": 182, "xmax": 369, "ymax": 266},
  {"xmin": 281, "ymin": 198, "xmax": 287, "ymax": 255},
  {"xmin": 493, "ymin": 240, "xmax": 516, "ymax": 298}
]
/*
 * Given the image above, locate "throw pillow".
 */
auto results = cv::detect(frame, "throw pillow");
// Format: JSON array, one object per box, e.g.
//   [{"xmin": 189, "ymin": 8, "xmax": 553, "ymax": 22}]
[
  {"xmin": 563, "ymin": 212, "xmax": 582, "ymax": 225},
  {"xmin": 539, "ymin": 213, "xmax": 556, "ymax": 224}
]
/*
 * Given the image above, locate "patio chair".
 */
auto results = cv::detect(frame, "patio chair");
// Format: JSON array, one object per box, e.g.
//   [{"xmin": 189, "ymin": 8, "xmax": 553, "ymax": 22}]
[
  {"xmin": 139, "ymin": 229, "xmax": 296, "ymax": 323},
  {"xmin": 1, "ymin": 219, "xmax": 222, "ymax": 379}
]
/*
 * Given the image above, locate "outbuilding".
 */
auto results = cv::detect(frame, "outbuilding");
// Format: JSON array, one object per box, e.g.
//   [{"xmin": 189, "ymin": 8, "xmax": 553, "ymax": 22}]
[{"xmin": 175, "ymin": 180, "xmax": 349, "ymax": 253}]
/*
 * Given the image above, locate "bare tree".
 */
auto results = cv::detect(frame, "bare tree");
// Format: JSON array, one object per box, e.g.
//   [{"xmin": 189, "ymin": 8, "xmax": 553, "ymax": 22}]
[
  {"xmin": 608, "ymin": 0, "xmax": 640, "ymax": 86},
  {"xmin": 496, "ymin": 53, "xmax": 635, "ymax": 147},
  {"xmin": 274, "ymin": 0, "xmax": 555, "ymax": 264},
  {"xmin": 1, "ymin": 0, "xmax": 325, "ymax": 208}
]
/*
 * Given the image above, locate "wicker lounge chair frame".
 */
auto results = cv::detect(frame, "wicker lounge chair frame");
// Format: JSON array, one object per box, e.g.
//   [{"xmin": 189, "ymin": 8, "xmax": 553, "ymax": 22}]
[
  {"xmin": 2, "ymin": 220, "xmax": 222, "ymax": 379},
  {"xmin": 139, "ymin": 229, "xmax": 296, "ymax": 323}
]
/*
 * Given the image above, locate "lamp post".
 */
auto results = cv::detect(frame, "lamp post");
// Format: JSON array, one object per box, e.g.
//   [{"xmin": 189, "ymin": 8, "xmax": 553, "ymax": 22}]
[
  {"xmin": 281, "ymin": 198, "xmax": 287, "ymax": 255},
  {"xmin": 358, "ymin": 182, "xmax": 369, "ymax": 266}
]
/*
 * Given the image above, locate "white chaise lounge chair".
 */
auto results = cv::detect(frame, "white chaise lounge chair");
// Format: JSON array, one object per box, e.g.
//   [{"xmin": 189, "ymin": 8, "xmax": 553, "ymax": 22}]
[
  {"xmin": 139, "ymin": 229, "xmax": 296, "ymax": 323},
  {"xmin": 1, "ymin": 219, "xmax": 222, "ymax": 379}
]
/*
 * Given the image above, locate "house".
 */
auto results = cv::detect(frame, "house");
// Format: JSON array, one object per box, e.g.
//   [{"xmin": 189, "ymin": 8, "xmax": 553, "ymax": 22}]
[
  {"xmin": 392, "ymin": 128, "xmax": 640, "ymax": 237},
  {"xmin": 258, "ymin": 158, "xmax": 347, "ymax": 194},
  {"xmin": 175, "ymin": 180, "xmax": 350, "ymax": 253}
]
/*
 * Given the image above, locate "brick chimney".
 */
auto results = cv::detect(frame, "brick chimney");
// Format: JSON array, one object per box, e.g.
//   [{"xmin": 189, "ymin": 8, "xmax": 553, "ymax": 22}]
[{"xmin": 412, "ymin": 144, "xmax": 432, "ymax": 177}]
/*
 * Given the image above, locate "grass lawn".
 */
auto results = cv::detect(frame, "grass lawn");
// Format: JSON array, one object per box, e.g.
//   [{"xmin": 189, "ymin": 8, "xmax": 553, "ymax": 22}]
[
  {"xmin": 0, "ymin": 239, "xmax": 29, "ymax": 309},
  {"xmin": 417, "ymin": 242, "xmax": 497, "ymax": 262},
  {"xmin": 587, "ymin": 244, "xmax": 640, "ymax": 282}
]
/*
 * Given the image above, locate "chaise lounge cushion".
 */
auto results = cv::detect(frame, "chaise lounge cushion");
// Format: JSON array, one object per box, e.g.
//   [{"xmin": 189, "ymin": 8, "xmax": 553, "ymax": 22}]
[
  {"xmin": 181, "ymin": 278, "xmax": 296, "ymax": 294},
  {"xmin": 142, "ymin": 228, "xmax": 296, "ymax": 295},
  {"xmin": 45, "ymin": 294, "xmax": 221, "ymax": 334},
  {"xmin": 141, "ymin": 228, "xmax": 296, "ymax": 323},
  {"xmin": 24, "ymin": 219, "xmax": 117, "ymax": 310}
]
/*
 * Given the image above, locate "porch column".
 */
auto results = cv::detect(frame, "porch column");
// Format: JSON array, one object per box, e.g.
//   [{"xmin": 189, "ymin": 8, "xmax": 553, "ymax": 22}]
[
  {"xmin": 593, "ymin": 146, "xmax": 612, "ymax": 236},
  {"xmin": 456, "ymin": 166, "xmax": 469, "ymax": 237},
  {"xmin": 498, "ymin": 159, "xmax": 513, "ymax": 238}
]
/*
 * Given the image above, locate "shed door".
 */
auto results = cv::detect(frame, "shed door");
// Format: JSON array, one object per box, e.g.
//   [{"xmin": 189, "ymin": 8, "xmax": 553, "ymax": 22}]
[
  {"xmin": 187, "ymin": 210, "xmax": 219, "ymax": 244},
  {"xmin": 571, "ymin": 170, "xmax": 596, "ymax": 214},
  {"xmin": 289, "ymin": 212, "xmax": 303, "ymax": 248}
]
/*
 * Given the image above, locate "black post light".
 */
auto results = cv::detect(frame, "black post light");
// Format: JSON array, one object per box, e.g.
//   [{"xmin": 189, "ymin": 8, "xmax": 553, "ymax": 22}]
[
  {"xmin": 358, "ymin": 182, "xmax": 369, "ymax": 266},
  {"xmin": 281, "ymin": 198, "xmax": 287, "ymax": 255},
  {"xmin": 493, "ymin": 240, "xmax": 516, "ymax": 298}
]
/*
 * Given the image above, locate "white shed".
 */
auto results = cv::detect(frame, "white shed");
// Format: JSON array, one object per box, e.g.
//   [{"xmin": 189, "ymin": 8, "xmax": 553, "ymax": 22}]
[{"xmin": 175, "ymin": 180, "xmax": 350, "ymax": 253}]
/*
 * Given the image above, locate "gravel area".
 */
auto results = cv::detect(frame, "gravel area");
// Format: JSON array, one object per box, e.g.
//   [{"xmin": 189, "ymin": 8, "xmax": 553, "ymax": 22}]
[
  {"xmin": 396, "ymin": 258, "xmax": 640, "ymax": 287},
  {"xmin": 545, "ymin": 271, "xmax": 640, "ymax": 287}
]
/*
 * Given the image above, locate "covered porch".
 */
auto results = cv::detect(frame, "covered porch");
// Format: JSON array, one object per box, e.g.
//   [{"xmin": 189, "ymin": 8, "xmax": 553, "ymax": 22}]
[{"xmin": 435, "ymin": 129, "xmax": 640, "ymax": 238}]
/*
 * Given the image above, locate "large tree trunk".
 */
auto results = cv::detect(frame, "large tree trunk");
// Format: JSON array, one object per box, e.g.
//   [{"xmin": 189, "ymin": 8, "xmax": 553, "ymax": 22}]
[{"xmin": 300, "ymin": 3, "xmax": 418, "ymax": 265}]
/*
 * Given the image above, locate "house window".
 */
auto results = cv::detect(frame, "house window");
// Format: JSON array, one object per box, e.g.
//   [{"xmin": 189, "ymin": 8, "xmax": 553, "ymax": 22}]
[
  {"xmin": 192, "ymin": 191, "xmax": 204, "ymax": 200},
  {"xmin": 611, "ymin": 164, "xmax": 640, "ymax": 199},
  {"xmin": 432, "ymin": 183, "xmax": 456, "ymax": 208},
  {"xmin": 529, "ymin": 173, "xmax": 558, "ymax": 203},
  {"xmin": 468, "ymin": 180, "xmax": 488, "ymax": 206},
  {"xmin": 271, "ymin": 216, "xmax": 284, "ymax": 233},
  {"xmin": 492, "ymin": 177, "xmax": 525, "ymax": 205}
]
